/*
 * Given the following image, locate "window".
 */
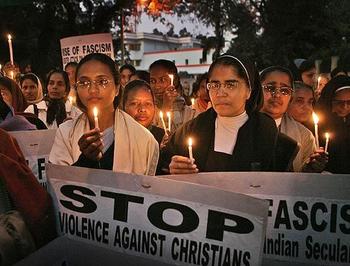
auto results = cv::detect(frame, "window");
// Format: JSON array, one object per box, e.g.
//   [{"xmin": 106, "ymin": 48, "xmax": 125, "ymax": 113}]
[
  {"xmin": 185, "ymin": 59, "xmax": 189, "ymax": 65},
  {"xmin": 134, "ymin": 60, "xmax": 141, "ymax": 67},
  {"xmin": 128, "ymin": 44, "xmax": 141, "ymax": 51}
]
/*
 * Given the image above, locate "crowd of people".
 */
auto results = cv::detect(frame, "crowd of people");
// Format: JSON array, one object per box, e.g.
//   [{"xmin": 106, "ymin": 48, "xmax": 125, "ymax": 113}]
[{"xmin": 0, "ymin": 52, "xmax": 349, "ymax": 263}]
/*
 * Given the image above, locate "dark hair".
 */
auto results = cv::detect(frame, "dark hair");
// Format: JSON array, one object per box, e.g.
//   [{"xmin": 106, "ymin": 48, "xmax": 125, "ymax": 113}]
[
  {"xmin": 64, "ymin": 61, "xmax": 78, "ymax": 70},
  {"xmin": 122, "ymin": 79, "xmax": 154, "ymax": 109},
  {"xmin": 120, "ymin": 64, "xmax": 136, "ymax": 75},
  {"xmin": 75, "ymin": 53, "xmax": 120, "ymax": 112},
  {"xmin": 20, "ymin": 73, "xmax": 39, "ymax": 87},
  {"xmin": 0, "ymin": 76, "xmax": 28, "ymax": 112},
  {"xmin": 192, "ymin": 72, "xmax": 208, "ymax": 96},
  {"xmin": 299, "ymin": 60, "xmax": 315, "ymax": 74},
  {"xmin": 207, "ymin": 54, "xmax": 263, "ymax": 114},
  {"xmin": 132, "ymin": 70, "xmax": 150, "ymax": 84},
  {"xmin": 149, "ymin": 59, "xmax": 181, "ymax": 91},
  {"xmin": 46, "ymin": 69, "xmax": 70, "ymax": 96},
  {"xmin": 260, "ymin": 66, "xmax": 294, "ymax": 88}
]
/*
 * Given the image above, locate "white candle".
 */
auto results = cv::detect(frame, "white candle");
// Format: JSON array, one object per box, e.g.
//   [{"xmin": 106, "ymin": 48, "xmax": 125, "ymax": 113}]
[
  {"xmin": 316, "ymin": 76, "xmax": 321, "ymax": 90},
  {"xmin": 159, "ymin": 111, "xmax": 168, "ymax": 134},
  {"xmin": 312, "ymin": 112, "xmax": 320, "ymax": 149},
  {"xmin": 166, "ymin": 111, "xmax": 171, "ymax": 132},
  {"xmin": 325, "ymin": 132, "xmax": 330, "ymax": 153},
  {"xmin": 168, "ymin": 74, "xmax": 174, "ymax": 87},
  {"xmin": 188, "ymin": 137, "xmax": 194, "ymax": 161},
  {"xmin": 8, "ymin": 34, "xmax": 14, "ymax": 66},
  {"xmin": 93, "ymin": 107, "xmax": 99, "ymax": 129}
]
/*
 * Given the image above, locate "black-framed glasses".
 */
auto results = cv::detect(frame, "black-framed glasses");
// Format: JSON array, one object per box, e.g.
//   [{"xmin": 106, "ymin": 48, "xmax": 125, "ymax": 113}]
[
  {"xmin": 263, "ymin": 84, "xmax": 293, "ymax": 96},
  {"xmin": 75, "ymin": 78, "xmax": 112, "ymax": 90},
  {"xmin": 206, "ymin": 81, "xmax": 240, "ymax": 91}
]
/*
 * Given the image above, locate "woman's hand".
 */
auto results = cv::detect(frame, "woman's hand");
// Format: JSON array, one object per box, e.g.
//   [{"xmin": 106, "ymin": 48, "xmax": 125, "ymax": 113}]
[
  {"xmin": 303, "ymin": 148, "xmax": 329, "ymax": 172},
  {"xmin": 162, "ymin": 85, "xmax": 179, "ymax": 109},
  {"xmin": 77, "ymin": 128, "xmax": 104, "ymax": 161},
  {"xmin": 169, "ymin": 155, "xmax": 198, "ymax": 174}
]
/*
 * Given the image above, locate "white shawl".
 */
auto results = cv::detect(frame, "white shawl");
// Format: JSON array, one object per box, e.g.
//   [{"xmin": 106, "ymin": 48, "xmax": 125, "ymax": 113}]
[{"xmin": 49, "ymin": 109, "xmax": 159, "ymax": 175}]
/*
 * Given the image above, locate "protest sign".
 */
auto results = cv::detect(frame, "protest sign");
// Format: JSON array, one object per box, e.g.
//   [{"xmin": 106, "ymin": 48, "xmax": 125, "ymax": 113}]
[
  {"xmin": 46, "ymin": 164, "xmax": 268, "ymax": 266},
  {"xmin": 10, "ymin": 129, "xmax": 56, "ymax": 188},
  {"xmin": 163, "ymin": 172, "xmax": 350, "ymax": 266},
  {"xmin": 60, "ymin": 33, "xmax": 114, "ymax": 67}
]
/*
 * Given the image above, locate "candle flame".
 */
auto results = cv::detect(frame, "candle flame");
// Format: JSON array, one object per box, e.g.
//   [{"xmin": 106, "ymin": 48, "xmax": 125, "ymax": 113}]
[
  {"xmin": 93, "ymin": 107, "xmax": 98, "ymax": 117},
  {"xmin": 7, "ymin": 34, "xmax": 12, "ymax": 40},
  {"xmin": 325, "ymin": 132, "xmax": 330, "ymax": 139},
  {"xmin": 159, "ymin": 111, "xmax": 164, "ymax": 118},
  {"xmin": 191, "ymin": 98, "xmax": 195, "ymax": 105},
  {"xmin": 166, "ymin": 111, "xmax": 171, "ymax": 118},
  {"xmin": 312, "ymin": 112, "xmax": 319, "ymax": 124},
  {"xmin": 188, "ymin": 137, "xmax": 193, "ymax": 146}
]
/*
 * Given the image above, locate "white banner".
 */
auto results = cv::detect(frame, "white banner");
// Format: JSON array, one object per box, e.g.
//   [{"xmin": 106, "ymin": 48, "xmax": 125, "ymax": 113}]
[
  {"xmin": 60, "ymin": 33, "xmax": 114, "ymax": 67},
  {"xmin": 163, "ymin": 172, "xmax": 350, "ymax": 266},
  {"xmin": 10, "ymin": 129, "xmax": 56, "ymax": 188},
  {"xmin": 46, "ymin": 164, "xmax": 268, "ymax": 266}
]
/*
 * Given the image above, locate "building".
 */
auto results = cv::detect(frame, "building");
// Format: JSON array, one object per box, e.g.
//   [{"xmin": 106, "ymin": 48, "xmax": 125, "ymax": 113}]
[{"xmin": 124, "ymin": 32, "xmax": 214, "ymax": 75}]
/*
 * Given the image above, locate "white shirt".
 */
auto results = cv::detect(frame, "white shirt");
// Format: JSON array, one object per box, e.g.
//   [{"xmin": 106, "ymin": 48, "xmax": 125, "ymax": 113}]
[
  {"xmin": 275, "ymin": 117, "xmax": 282, "ymax": 128},
  {"xmin": 214, "ymin": 111, "xmax": 249, "ymax": 155}
]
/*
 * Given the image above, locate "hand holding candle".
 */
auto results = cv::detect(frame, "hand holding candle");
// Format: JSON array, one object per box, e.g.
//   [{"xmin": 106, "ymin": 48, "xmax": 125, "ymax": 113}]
[
  {"xmin": 324, "ymin": 132, "xmax": 330, "ymax": 153},
  {"xmin": 312, "ymin": 112, "xmax": 320, "ymax": 149},
  {"xmin": 7, "ymin": 34, "xmax": 14, "ymax": 66},
  {"xmin": 93, "ymin": 107, "xmax": 99, "ymax": 129},
  {"xmin": 188, "ymin": 137, "xmax": 194, "ymax": 161}
]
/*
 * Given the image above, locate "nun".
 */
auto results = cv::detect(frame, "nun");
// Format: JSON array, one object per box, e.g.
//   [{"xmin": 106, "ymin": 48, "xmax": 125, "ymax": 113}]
[{"xmin": 158, "ymin": 54, "xmax": 299, "ymax": 174}]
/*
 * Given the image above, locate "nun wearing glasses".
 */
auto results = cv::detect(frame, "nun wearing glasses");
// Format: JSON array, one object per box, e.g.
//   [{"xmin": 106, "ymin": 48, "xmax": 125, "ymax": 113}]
[
  {"xmin": 157, "ymin": 54, "xmax": 299, "ymax": 174},
  {"xmin": 49, "ymin": 53, "xmax": 159, "ymax": 175},
  {"xmin": 260, "ymin": 66, "xmax": 327, "ymax": 172}
]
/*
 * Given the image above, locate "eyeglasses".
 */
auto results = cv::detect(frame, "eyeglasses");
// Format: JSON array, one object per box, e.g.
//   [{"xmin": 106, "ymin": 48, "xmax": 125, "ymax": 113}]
[
  {"xmin": 263, "ymin": 84, "xmax": 293, "ymax": 96},
  {"xmin": 332, "ymin": 99, "xmax": 350, "ymax": 106},
  {"xmin": 207, "ymin": 81, "xmax": 240, "ymax": 91},
  {"xmin": 75, "ymin": 78, "xmax": 112, "ymax": 90}
]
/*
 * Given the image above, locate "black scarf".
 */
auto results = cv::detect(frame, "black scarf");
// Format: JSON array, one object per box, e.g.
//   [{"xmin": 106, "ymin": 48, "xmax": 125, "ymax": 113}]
[{"xmin": 46, "ymin": 97, "xmax": 67, "ymax": 126}]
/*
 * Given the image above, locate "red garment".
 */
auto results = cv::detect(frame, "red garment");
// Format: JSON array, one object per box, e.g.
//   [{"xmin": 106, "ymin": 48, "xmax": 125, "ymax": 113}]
[{"xmin": 0, "ymin": 129, "xmax": 56, "ymax": 247}]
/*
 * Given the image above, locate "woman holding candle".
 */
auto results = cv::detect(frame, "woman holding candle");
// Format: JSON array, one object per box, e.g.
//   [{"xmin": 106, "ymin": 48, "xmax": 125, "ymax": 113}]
[
  {"xmin": 24, "ymin": 70, "xmax": 80, "ymax": 129},
  {"xmin": 260, "ymin": 66, "xmax": 327, "ymax": 172},
  {"xmin": 149, "ymin": 59, "xmax": 195, "ymax": 132},
  {"xmin": 122, "ymin": 79, "xmax": 165, "ymax": 146},
  {"xmin": 158, "ymin": 54, "xmax": 299, "ymax": 174},
  {"xmin": 287, "ymin": 81, "xmax": 315, "ymax": 132},
  {"xmin": 315, "ymin": 75, "xmax": 350, "ymax": 173},
  {"xmin": 49, "ymin": 53, "xmax": 159, "ymax": 175}
]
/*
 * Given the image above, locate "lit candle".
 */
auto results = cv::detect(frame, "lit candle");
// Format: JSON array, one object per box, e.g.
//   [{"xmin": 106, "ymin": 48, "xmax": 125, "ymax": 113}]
[
  {"xmin": 10, "ymin": 71, "xmax": 14, "ymax": 80},
  {"xmin": 324, "ymin": 132, "xmax": 330, "ymax": 153},
  {"xmin": 312, "ymin": 112, "xmax": 320, "ymax": 149},
  {"xmin": 93, "ymin": 107, "xmax": 99, "ymax": 129},
  {"xmin": 191, "ymin": 98, "xmax": 195, "ymax": 109},
  {"xmin": 68, "ymin": 96, "xmax": 73, "ymax": 105},
  {"xmin": 159, "ymin": 111, "xmax": 168, "ymax": 134},
  {"xmin": 166, "ymin": 111, "xmax": 171, "ymax": 132},
  {"xmin": 316, "ymin": 76, "xmax": 321, "ymax": 90},
  {"xmin": 168, "ymin": 74, "xmax": 174, "ymax": 87},
  {"xmin": 188, "ymin": 137, "xmax": 194, "ymax": 161},
  {"xmin": 8, "ymin": 34, "xmax": 14, "ymax": 66}
]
